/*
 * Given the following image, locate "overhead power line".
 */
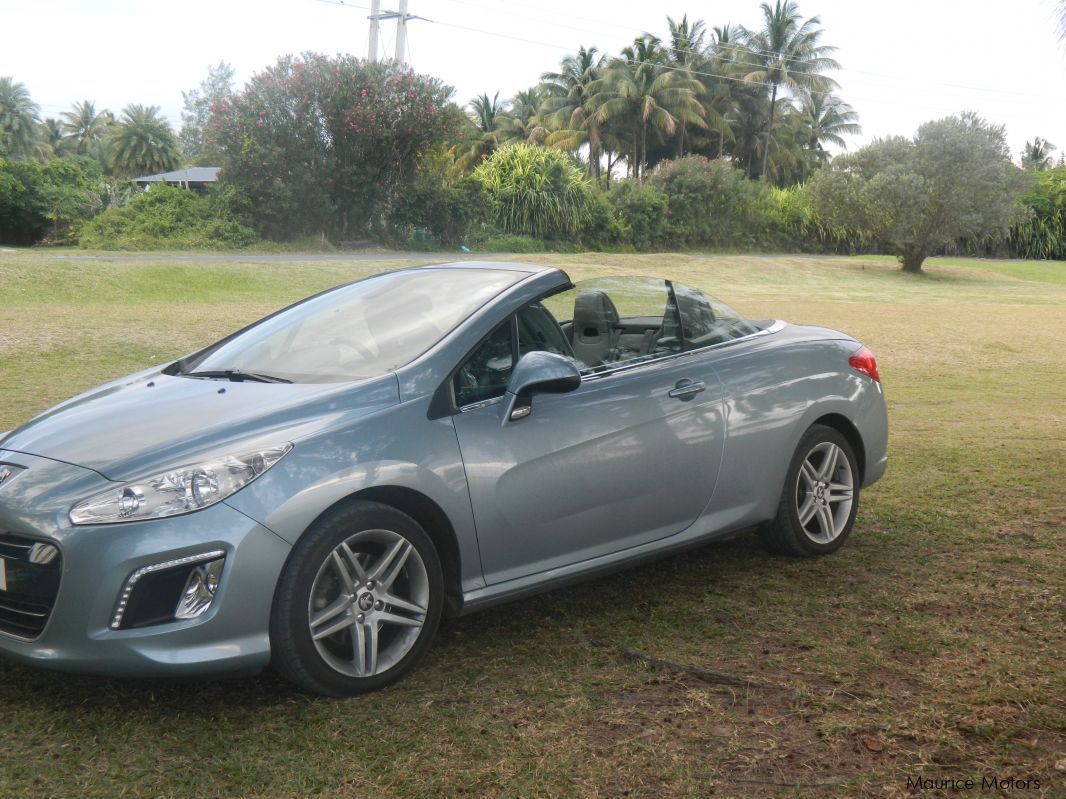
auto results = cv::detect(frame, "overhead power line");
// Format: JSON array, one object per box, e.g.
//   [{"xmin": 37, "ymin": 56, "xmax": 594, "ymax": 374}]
[
  {"xmin": 312, "ymin": 0, "xmax": 1046, "ymax": 112},
  {"xmin": 435, "ymin": 0, "xmax": 1046, "ymax": 100}
]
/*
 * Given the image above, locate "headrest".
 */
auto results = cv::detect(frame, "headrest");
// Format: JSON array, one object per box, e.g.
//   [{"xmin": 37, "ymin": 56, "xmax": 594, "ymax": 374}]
[{"xmin": 573, "ymin": 289, "xmax": 619, "ymax": 326}]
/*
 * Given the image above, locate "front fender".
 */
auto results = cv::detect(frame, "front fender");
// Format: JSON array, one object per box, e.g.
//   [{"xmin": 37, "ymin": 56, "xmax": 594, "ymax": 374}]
[{"xmin": 224, "ymin": 395, "xmax": 484, "ymax": 592}]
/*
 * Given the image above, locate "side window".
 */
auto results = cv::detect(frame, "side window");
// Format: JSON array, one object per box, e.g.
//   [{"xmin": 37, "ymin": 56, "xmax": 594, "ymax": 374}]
[
  {"xmin": 453, "ymin": 322, "xmax": 514, "ymax": 407},
  {"xmin": 672, "ymin": 282, "xmax": 760, "ymax": 349},
  {"xmin": 541, "ymin": 277, "xmax": 682, "ymax": 373},
  {"xmin": 516, "ymin": 302, "xmax": 574, "ymax": 359}
]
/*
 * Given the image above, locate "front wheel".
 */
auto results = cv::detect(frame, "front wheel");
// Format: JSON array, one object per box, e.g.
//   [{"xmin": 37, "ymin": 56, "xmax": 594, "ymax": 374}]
[
  {"xmin": 270, "ymin": 501, "xmax": 443, "ymax": 696},
  {"xmin": 762, "ymin": 425, "xmax": 860, "ymax": 557}
]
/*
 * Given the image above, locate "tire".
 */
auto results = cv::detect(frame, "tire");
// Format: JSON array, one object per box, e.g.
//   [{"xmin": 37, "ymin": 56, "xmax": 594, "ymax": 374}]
[
  {"xmin": 270, "ymin": 500, "xmax": 443, "ymax": 696},
  {"xmin": 762, "ymin": 424, "xmax": 860, "ymax": 557}
]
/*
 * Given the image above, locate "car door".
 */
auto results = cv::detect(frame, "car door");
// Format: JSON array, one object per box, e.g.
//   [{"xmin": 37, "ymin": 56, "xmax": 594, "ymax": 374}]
[{"xmin": 451, "ymin": 280, "xmax": 725, "ymax": 586}]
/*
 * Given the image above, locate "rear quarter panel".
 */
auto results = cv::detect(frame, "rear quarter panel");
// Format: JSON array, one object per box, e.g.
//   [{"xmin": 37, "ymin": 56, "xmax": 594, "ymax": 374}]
[{"xmin": 698, "ymin": 325, "xmax": 887, "ymax": 530}]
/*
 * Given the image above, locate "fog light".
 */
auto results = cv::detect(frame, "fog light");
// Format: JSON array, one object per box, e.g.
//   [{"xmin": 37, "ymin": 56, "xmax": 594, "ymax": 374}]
[
  {"xmin": 174, "ymin": 557, "xmax": 225, "ymax": 620},
  {"xmin": 111, "ymin": 550, "xmax": 226, "ymax": 629}
]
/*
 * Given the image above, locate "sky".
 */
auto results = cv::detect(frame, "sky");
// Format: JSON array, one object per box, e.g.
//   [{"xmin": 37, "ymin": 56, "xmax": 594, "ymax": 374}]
[{"xmin": 3, "ymin": 0, "xmax": 1066, "ymax": 161}]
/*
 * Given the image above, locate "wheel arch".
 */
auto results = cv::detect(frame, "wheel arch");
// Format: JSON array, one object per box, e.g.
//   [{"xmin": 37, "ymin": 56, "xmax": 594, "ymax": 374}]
[
  {"xmin": 304, "ymin": 486, "xmax": 465, "ymax": 618},
  {"xmin": 810, "ymin": 412, "xmax": 866, "ymax": 484}
]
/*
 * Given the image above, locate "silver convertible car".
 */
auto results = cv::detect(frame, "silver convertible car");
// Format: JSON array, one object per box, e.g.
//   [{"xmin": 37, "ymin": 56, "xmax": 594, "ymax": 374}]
[{"xmin": 0, "ymin": 262, "xmax": 887, "ymax": 695}]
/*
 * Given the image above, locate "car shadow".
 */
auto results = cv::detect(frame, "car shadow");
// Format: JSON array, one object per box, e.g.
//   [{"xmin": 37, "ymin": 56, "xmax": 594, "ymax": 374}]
[{"xmin": 0, "ymin": 529, "xmax": 785, "ymax": 712}]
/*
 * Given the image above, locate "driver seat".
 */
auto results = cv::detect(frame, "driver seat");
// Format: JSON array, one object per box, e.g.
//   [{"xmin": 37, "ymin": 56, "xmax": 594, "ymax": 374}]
[{"xmin": 571, "ymin": 289, "xmax": 620, "ymax": 367}]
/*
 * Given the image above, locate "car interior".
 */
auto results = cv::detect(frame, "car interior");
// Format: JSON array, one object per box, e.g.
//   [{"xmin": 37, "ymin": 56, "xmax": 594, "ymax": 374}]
[{"xmin": 454, "ymin": 283, "xmax": 687, "ymax": 407}]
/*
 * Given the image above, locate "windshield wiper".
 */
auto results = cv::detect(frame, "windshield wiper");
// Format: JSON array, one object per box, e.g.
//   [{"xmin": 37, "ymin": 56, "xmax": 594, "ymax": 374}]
[{"xmin": 181, "ymin": 369, "xmax": 292, "ymax": 384}]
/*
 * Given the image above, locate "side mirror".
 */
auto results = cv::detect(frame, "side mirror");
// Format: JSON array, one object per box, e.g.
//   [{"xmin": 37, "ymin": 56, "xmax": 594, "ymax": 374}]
[{"xmin": 504, "ymin": 351, "xmax": 581, "ymax": 422}]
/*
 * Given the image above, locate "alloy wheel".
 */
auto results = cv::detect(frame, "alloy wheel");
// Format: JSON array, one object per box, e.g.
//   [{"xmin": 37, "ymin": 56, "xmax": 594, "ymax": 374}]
[
  {"xmin": 307, "ymin": 528, "xmax": 429, "ymax": 678},
  {"xmin": 795, "ymin": 441, "xmax": 855, "ymax": 544}
]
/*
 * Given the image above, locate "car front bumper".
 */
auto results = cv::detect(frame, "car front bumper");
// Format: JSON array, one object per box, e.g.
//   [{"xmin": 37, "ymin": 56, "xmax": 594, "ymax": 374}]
[{"xmin": 0, "ymin": 450, "xmax": 291, "ymax": 678}]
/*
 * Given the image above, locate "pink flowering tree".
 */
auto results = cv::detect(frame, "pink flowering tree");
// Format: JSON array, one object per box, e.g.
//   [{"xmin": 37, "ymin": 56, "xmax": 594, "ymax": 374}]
[{"xmin": 209, "ymin": 53, "xmax": 459, "ymax": 241}]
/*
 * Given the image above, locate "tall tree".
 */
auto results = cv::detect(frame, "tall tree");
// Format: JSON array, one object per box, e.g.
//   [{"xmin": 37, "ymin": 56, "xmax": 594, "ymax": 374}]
[
  {"xmin": 61, "ymin": 100, "xmax": 113, "ymax": 156},
  {"xmin": 0, "ymin": 77, "xmax": 42, "ymax": 160},
  {"xmin": 591, "ymin": 35, "xmax": 705, "ymax": 181},
  {"xmin": 179, "ymin": 61, "xmax": 235, "ymax": 163},
  {"xmin": 540, "ymin": 46, "xmax": 606, "ymax": 178},
  {"xmin": 1021, "ymin": 137, "xmax": 1056, "ymax": 171},
  {"xmin": 42, "ymin": 117, "xmax": 65, "ymax": 159},
  {"xmin": 660, "ymin": 14, "xmax": 729, "ymax": 157},
  {"xmin": 107, "ymin": 104, "xmax": 180, "ymax": 178},
  {"xmin": 212, "ymin": 53, "xmax": 458, "ymax": 240},
  {"xmin": 808, "ymin": 114, "xmax": 1028, "ymax": 273},
  {"xmin": 801, "ymin": 92, "xmax": 860, "ymax": 156},
  {"xmin": 498, "ymin": 87, "xmax": 546, "ymax": 144},
  {"xmin": 452, "ymin": 92, "xmax": 509, "ymax": 172},
  {"xmin": 739, "ymin": 1, "xmax": 840, "ymax": 179}
]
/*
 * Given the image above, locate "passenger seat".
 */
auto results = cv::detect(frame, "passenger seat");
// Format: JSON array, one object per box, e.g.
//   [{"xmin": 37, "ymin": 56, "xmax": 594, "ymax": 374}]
[{"xmin": 571, "ymin": 289, "xmax": 620, "ymax": 367}]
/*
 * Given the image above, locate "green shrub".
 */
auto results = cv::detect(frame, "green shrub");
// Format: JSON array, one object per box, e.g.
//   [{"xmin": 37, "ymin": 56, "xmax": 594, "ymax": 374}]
[
  {"xmin": 1010, "ymin": 166, "xmax": 1066, "ymax": 259},
  {"xmin": 469, "ymin": 233, "xmax": 548, "ymax": 253},
  {"xmin": 608, "ymin": 180, "xmax": 669, "ymax": 250},
  {"xmin": 576, "ymin": 184, "xmax": 623, "ymax": 249},
  {"xmin": 768, "ymin": 184, "xmax": 867, "ymax": 254},
  {"xmin": 0, "ymin": 157, "xmax": 48, "ymax": 245},
  {"xmin": 392, "ymin": 174, "xmax": 487, "ymax": 246},
  {"xmin": 473, "ymin": 143, "xmax": 591, "ymax": 239},
  {"xmin": 79, "ymin": 183, "xmax": 258, "ymax": 250},
  {"xmin": 39, "ymin": 156, "xmax": 108, "ymax": 242},
  {"xmin": 649, "ymin": 156, "xmax": 771, "ymax": 249}
]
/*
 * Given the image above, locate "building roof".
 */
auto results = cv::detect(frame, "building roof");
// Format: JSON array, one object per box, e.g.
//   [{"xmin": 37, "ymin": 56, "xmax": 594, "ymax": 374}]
[{"xmin": 133, "ymin": 167, "xmax": 220, "ymax": 183}]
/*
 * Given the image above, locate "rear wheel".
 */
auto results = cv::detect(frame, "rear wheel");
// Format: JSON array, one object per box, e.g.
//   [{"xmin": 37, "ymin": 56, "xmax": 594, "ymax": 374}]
[
  {"xmin": 270, "ymin": 501, "xmax": 443, "ymax": 696},
  {"xmin": 762, "ymin": 425, "xmax": 860, "ymax": 557}
]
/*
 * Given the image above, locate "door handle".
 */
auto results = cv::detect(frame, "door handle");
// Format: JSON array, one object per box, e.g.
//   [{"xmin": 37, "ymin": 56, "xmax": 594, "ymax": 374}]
[{"xmin": 668, "ymin": 379, "xmax": 706, "ymax": 401}]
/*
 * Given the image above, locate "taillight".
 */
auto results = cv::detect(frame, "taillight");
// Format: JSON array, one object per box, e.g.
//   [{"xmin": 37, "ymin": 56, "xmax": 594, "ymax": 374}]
[{"xmin": 848, "ymin": 346, "xmax": 880, "ymax": 382}]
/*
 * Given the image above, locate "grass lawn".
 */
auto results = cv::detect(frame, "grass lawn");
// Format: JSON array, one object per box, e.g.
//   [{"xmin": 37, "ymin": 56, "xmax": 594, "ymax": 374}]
[{"xmin": 0, "ymin": 250, "xmax": 1063, "ymax": 798}]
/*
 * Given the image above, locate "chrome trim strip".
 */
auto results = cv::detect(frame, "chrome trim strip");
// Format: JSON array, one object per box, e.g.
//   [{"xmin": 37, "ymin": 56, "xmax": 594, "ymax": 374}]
[
  {"xmin": 0, "ymin": 599, "xmax": 48, "ymax": 618},
  {"xmin": 458, "ymin": 395, "xmax": 504, "ymax": 413},
  {"xmin": 110, "ymin": 549, "xmax": 226, "ymax": 630},
  {"xmin": 582, "ymin": 320, "xmax": 786, "ymax": 383}
]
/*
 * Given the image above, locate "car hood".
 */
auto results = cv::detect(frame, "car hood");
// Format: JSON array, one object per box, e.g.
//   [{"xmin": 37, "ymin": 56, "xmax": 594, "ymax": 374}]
[{"xmin": 1, "ymin": 367, "xmax": 401, "ymax": 481}]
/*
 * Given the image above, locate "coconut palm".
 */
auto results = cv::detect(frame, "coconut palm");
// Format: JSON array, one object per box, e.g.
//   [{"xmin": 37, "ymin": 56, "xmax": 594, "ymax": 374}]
[
  {"xmin": 661, "ymin": 15, "xmax": 733, "ymax": 158},
  {"xmin": 41, "ymin": 117, "xmax": 65, "ymax": 159},
  {"xmin": 61, "ymin": 100, "xmax": 113, "ymax": 156},
  {"xmin": 452, "ymin": 93, "xmax": 510, "ymax": 172},
  {"xmin": 664, "ymin": 15, "xmax": 711, "ymax": 157},
  {"xmin": 539, "ymin": 46, "xmax": 606, "ymax": 178},
  {"xmin": 801, "ymin": 93, "xmax": 860, "ymax": 160},
  {"xmin": 498, "ymin": 88, "xmax": 546, "ymax": 144},
  {"xmin": 0, "ymin": 76, "xmax": 42, "ymax": 160},
  {"xmin": 739, "ymin": 1, "xmax": 840, "ymax": 179},
  {"xmin": 107, "ymin": 104, "xmax": 179, "ymax": 178},
  {"xmin": 1021, "ymin": 137, "xmax": 1056, "ymax": 171},
  {"xmin": 590, "ymin": 35, "xmax": 706, "ymax": 181}
]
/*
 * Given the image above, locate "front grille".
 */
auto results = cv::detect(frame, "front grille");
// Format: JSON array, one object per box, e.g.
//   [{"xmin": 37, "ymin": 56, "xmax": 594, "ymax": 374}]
[{"xmin": 0, "ymin": 532, "xmax": 62, "ymax": 640}]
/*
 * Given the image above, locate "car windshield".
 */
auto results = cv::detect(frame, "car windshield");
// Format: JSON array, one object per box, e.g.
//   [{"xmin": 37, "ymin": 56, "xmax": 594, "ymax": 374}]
[{"xmin": 180, "ymin": 268, "xmax": 523, "ymax": 383}]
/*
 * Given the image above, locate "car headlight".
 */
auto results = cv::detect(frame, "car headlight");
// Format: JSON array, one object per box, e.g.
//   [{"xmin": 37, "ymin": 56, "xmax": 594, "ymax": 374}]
[{"xmin": 69, "ymin": 443, "xmax": 292, "ymax": 525}]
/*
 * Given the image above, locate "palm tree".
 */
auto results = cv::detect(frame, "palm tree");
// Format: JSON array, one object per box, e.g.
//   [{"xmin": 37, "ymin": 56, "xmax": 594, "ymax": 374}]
[
  {"xmin": 540, "ymin": 46, "xmax": 606, "ymax": 178},
  {"xmin": 498, "ymin": 88, "xmax": 546, "ymax": 144},
  {"xmin": 0, "ymin": 76, "xmax": 42, "ymax": 160},
  {"xmin": 801, "ymin": 92, "xmax": 860, "ymax": 161},
  {"xmin": 739, "ymin": 1, "xmax": 840, "ymax": 179},
  {"xmin": 107, "ymin": 104, "xmax": 179, "ymax": 178},
  {"xmin": 1021, "ymin": 137, "xmax": 1056, "ymax": 171},
  {"xmin": 663, "ymin": 15, "xmax": 719, "ymax": 157},
  {"xmin": 452, "ymin": 93, "xmax": 509, "ymax": 172},
  {"xmin": 591, "ymin": 35, "xmax": 706, "ymax": 181},
  {"xmin": 61, "ymin": 100, "xmax": 113, "ymax": 156},
  {"xmin": 41, "ymin": 118, "xmax": 65, "ymax": 160}
]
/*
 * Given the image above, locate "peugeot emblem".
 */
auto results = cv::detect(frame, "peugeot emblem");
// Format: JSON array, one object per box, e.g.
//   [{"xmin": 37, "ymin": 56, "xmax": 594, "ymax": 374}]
[{"xmin": 0, "ymin": 466, "xmax": 11, "ymax": 488}]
